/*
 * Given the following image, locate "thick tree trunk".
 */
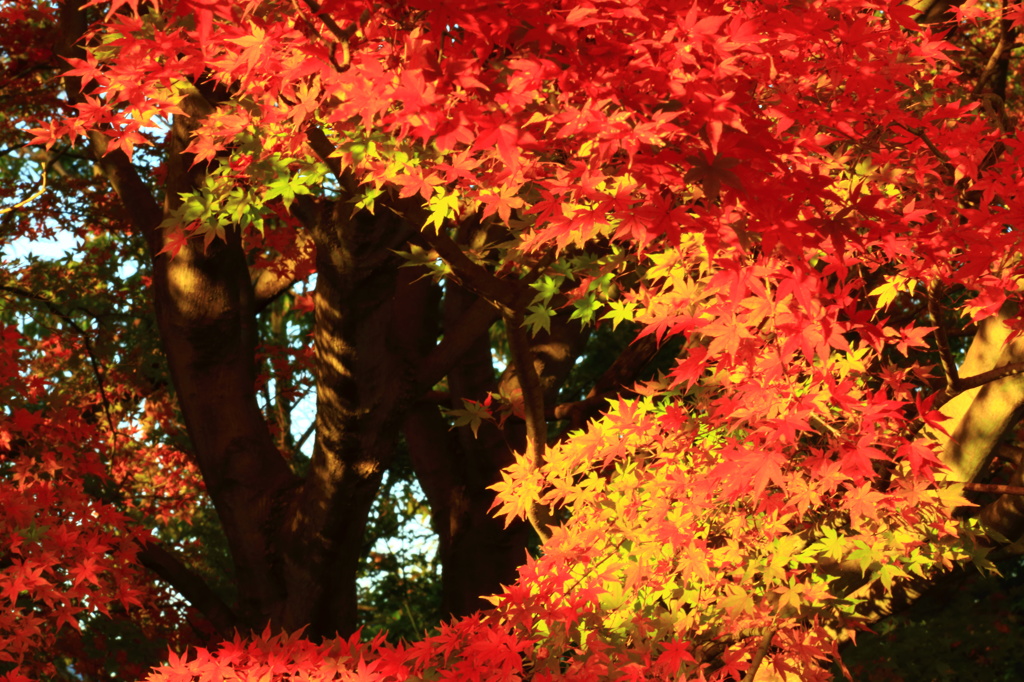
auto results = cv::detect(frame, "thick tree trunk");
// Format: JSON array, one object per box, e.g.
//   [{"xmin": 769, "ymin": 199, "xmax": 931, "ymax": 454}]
[
  {"xmin": 59, "ymin": 0, "xmax": 599, "ymax": 637},
  {"xmin": 404, "ymin": 400, "xmax": 531, "ymax": 619},
  {"xmin": 404, "ymin": 281, "xmax": 529, "ymax": 618},
  {"xmin": 280, "ymin": 200, "xmax": 432, "ymax": 636},
  {"xmin": 59, "ymin": 1, "xmax": 299, "ymax": 631},
  {"xmin": 156, "ymin": 95, "xmax": 302, "ymax": 630}
]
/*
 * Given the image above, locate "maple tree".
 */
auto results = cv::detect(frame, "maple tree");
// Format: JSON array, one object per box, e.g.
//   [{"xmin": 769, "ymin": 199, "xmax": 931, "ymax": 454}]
[{"xmin": 5, "ymin": 0, "xmax": 1024, "ymax": 678}]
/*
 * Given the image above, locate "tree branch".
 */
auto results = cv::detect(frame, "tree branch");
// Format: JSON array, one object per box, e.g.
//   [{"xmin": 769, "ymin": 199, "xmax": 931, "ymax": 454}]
[
  {"xmin": 251, "ymin": 230, "xmax": 314, "ymax": 311},
  {"xmin": 297, "ymin": 0, "xmax": 358, "ymax": 71},
  {"xmin": 417, "ymin": 225, "xmax": 524, "ymax": 313},
  {"xmin": 56, "ymin": 0, "xmax": 164, "ymax": 249},
  {"xmin": 977, "ymin": 454, "xmax": 1024, "ymax": 540},
  {"xmin": 966, "ymin": 482, "xmax": 1024, "ymax": 496},
  {"xmin": 996, "ymin": 443, "xmax": 1024, "ymax": 466},
  {"xmin": 253, "ymin": 272, "xmax": 295, "ymax": 312},
  {"xmin": 972, "ymin": 6, "xmax": 1017, "ymax": 98},
  {"xmin": 957, "ymin": 361, "xmax": 1024, "ymax": 392},
  {"xmin": 549, "ymin": 392, "xmax": 617, "ymax": 422},
  {"xmin": 303, "ymin": 124, "xmax": 346, "ymax": 184},
  {"xmin": 294, "ymin": 418, "xmax": 316, "ymax": 454},
  {"xmin": 740, "ymin": 628, "xmax": 776, "ymax": 682},
  {"xmin": 0, "ymin": 285, "xmax": 122, "ymax": 444},
  {"xmin": 551, "ymin": 334, "xmax": 660, "ymax": 436},
  {"xmin": 66, "ymin": 438, "xmax": 239, "ymax": 637},
  {"xmin": 302, "ymin": 0, "xmax": 355, "ymax": 43},
  {"xmin": 590, "ymin": 334, "xmax": 660, "ymax": 397},
  {"xmin": 928, "ymin": 282, "xmax": 960, "ymax": 393},
  {"xmin": 0, "ymin": 160, "xmax": 46, "ymax": 215},
  {"xmin": 135, "ymin": 539, "xmax": 237, "ymax": 637},
  {"xmin": 913, "ymin": 0, "xmax": 956, "ymax": 26},
  {"xmin": 505, "ymin": 309, "xmax": 554, "ymax": 541},
  {"xmin": 416, "ymin": 295, "xmax": 500, "ymax": 392}
]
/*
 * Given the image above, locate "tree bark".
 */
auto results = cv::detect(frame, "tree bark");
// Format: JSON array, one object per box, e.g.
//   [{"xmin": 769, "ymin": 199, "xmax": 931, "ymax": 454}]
[
  {"xmin": 281, "ymin": 199, "xmax": 431, "ymax": 636},
  {"xmin": 58, "ymin": 0, "xmax": 298, "ymax": 631},
  {"xmin": 403, "ymin": 280, "xmax": 525, "ymax": 619},
  {"xmin": 405, "ymin": 279, "xmax": 588, "ymax": 618}
]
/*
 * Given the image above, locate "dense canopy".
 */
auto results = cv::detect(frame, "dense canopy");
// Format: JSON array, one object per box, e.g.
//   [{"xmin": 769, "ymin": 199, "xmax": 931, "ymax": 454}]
[{"xmin": 3, "ymin": 0, "xmax": 1024, "ymax": 679}]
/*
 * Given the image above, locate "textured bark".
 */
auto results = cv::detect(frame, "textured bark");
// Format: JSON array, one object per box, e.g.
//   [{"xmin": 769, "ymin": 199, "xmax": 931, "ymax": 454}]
[
  {"xmin": 911, "ymin": 0, "xmax": 961, "ymax": 26},
  {"xmin": 404, "ymin": 397, "xmax": 523, "ymax": 620},
  {"xmin": 136, "ymin": 540, "xmax": 237, "ymax": 637},
  {"xmin": 931, "ymin": 305, "xmax": 1023, "ymax": 481},
  {"xmin": 977, "ymin": 459, "xmax": 1024, "ymax": 540},
  {"xmin": 155, "ymin": 95, "xmax": 305, "ymax": 631},
  {"xmin": 405, "ymin": 281, "xmax": 588, "ymax": 618},
  {"xmin": 56, "ymin": 0, "xmax": 618, "ymax": 637},
  {"xmin": 59, "ymin": 0, "xmax": 298, "ymax": 630},
  {"xmin": 281, "ymin": 200, "xmax": 429, "ymax": 636},
  {"xmin": 403, "ymin": 281, "xmax": 525, "ymax": 619}
]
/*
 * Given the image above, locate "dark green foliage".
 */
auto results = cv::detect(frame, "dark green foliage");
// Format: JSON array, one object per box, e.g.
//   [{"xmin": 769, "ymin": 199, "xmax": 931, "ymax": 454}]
[
  {"xmin": 843, "ymin": 559, "xmax": 1024, "ymax": 681},
  {"xmin": 356, "ymin": 449, "xmax": 442, "ymax": 642}
]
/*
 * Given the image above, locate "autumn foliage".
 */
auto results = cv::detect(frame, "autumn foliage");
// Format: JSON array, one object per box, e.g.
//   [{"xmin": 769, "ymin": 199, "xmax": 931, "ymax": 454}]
[{"xmin": 4, "ymin": 0, "xmax": 1024, "ymax": 679}]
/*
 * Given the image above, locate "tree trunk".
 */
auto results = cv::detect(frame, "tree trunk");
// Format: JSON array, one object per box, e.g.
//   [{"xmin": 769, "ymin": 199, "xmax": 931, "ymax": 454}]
[
  {"xmin": 406, "ymin": 279, "xmax": 587, "ymax": 618},
  {"xmin": 280, "ymin": 200, "xmax": 434, "ymax": 636}
]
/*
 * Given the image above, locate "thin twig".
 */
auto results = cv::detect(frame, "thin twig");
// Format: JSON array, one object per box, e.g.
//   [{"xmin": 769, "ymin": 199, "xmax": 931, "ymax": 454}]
[
  {"xmin": 928, "ymin": 282, "xmax": 960, "ymax": 393},
  {"xmin": 294, "ymin": 418, "xmax": 317, "ymax": 453},
  {"xmin": 0, "ymin": 162, "xmax": 47, "ymax": 215},
  {"xmin": 0, "ymin": 285, "xmax": 121, "ymax": 445},
  {"xmin": 893, "ymin": 122, "xmax": 952, "ymax": 165}
]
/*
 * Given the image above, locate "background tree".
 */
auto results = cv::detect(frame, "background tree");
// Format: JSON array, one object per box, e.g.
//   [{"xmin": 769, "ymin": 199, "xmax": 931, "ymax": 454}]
[{"xmin": 4, "ymin": 0, "xmax": 1024, "ymax": 680}]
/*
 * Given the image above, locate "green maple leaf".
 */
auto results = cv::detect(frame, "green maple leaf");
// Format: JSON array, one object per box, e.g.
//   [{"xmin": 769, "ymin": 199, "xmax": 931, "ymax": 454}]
[
  {"xmin": 529, "ymin": 274, "xmax": 564, "ymax": 304},
  {"xmin": 523, "ymin": 304, "xmax": 556, "ymax": 335},
  {"xmin": 602, "ymin": 300, "xmax": 637, "ymax": 330},
  {"xmin": 442, "ymin": 399, "xmax": 493, "ymax": 438},
  {"xmin": 569, "ymin": 293, "xmax": 603, "ymax": 324},
  {"xmin": 424, "ymin": 187, "xmax": 459, "ymax": 231}
]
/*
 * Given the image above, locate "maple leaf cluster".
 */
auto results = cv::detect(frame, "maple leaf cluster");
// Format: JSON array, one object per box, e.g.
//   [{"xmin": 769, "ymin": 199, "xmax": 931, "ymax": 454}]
[
  {"xmin": 0, "ymin": 320, "xmax": 201, "ymax": 680},
  {"xmin": 7, "ymin": 0, "xmax": 1024, "ymax": 679}
]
